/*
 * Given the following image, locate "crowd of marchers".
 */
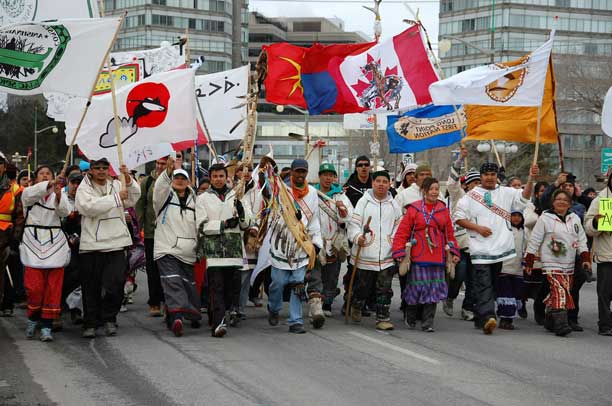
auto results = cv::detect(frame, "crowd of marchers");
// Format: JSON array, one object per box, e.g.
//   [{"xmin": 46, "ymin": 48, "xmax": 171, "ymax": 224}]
[{"xmin": 2, "ymin": 145, "xmax": 612, "ymax": 343}]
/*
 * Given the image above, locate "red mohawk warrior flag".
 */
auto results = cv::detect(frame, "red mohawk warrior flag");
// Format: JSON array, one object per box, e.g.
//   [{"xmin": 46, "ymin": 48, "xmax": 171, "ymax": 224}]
[{"xmin": 263, "ymin": 43, "xmax": 308, "ymax": 108}]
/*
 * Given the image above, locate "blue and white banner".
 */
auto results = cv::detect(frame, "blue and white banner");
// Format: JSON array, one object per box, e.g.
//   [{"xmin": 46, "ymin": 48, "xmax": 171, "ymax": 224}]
[{"xmin": 386, "ymin": 104, "xmax": 465, "ymax": 153}]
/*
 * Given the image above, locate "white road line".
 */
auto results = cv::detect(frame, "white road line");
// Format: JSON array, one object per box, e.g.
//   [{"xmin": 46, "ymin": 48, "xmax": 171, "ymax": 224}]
[
  {"xmin": 349, "ymin": 331, "xmax": 441, "ymax": 365},
  {"xmin": 0, "ymin": 380, "xmax": 10, "ymax": 388},
  {"xmin": 89, "ymin": 340, "xmax": 109, "ymax": 369}
]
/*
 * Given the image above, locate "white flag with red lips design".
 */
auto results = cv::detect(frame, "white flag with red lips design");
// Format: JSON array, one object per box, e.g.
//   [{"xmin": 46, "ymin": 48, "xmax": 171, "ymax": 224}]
[{"xmin": 64, "ymin": 68, "xmax": 197, "ymax": 169}]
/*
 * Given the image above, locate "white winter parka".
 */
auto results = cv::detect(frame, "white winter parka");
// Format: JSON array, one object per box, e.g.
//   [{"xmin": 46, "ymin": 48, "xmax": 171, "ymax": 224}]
[
  {"xmin": 75, "ymin": 175, "xmax": 141, "ymax": 252},
  {"xmin": 20, "ymin": 181, "xmax": 71, "ymax": 268},
  {"xmin": 153, "ymin": 171, "xmax": 197, "ymax": 264},
  {"xmin": 348, "ymin": 190, "xmax": 403, "ymax": 271}
]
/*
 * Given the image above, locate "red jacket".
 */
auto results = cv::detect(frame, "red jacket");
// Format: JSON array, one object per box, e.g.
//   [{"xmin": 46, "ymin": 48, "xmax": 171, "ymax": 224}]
[{"xmin": 392, "ymin": 199, "xmax": 459, "ymax": 266}]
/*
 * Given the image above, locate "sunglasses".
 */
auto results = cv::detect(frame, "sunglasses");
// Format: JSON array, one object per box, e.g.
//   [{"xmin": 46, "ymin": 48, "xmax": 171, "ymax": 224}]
[
  {"xmin": 92, "ymin": 166, "xmax": 109, "ymax": 170},
  {"xmin": 176, "ymin": 155, "xmax": 183, "ymax": 159},
  {"xmin": 356, "ymin": 163, "xmax": 370, "ymax": 168}
]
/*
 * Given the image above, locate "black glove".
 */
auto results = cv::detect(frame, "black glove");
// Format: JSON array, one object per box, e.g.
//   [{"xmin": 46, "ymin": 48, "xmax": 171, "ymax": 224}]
[
  {"xmin": 295, "ymin": 210, "xmax": 302, "ymax": 221},
  {"xmin": 224, "ymin": 217, "xmax": 239, "ymax": 229},
  {"xmin": 235, "ymin": 199, "xmax": 245, "ymax": 220}
]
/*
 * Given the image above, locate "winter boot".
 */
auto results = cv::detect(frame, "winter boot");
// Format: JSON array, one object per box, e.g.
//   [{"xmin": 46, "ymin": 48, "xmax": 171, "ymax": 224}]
[
  {"xmin": 375, "ymin": 304, "xmax": 394, "ymax": 331},
  {"xmin": 308, "ymin": 296, "xmax": 325, "ymax": 329},
  {"xmin": 552, "ymin": 310, "xmax": 572, "ymax": 337},
  {"xmin": 544, "ymin": 311, "xmax": 554, "ymax": 332},
  {"xmin": 350, "ymin": 303, "xmax": 362, "ymax": 323},
  {"xmin": 421, "ymin": 303, "xmax": 437, "ymax": 332}
]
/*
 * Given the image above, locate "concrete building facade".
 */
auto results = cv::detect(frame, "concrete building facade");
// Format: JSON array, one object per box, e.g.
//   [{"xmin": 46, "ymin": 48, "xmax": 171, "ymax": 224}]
[
  {"xmin": 103, "ymin": 0, "xmax": 249, "ymax": 73},
  {"xmin": 438, "ymin": 0, "xmax": 612, "ymax": 184}
]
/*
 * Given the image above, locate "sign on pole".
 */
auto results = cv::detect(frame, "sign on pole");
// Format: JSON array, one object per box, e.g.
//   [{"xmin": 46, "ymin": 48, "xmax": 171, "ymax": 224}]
[
  {"xmin": 601, "ymin": 148, "xmax": 612, "ymax": 173},
  {"xmin": 597, "ymin": 198, "xmax": 612, "ymax": 231}
]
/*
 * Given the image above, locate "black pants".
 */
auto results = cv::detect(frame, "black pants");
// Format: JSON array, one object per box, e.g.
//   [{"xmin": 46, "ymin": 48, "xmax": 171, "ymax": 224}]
[
  {"xmin": 568, "ymin": 261, "xmax": 587, "ymax": 323},
  {"xmin": 207, "ymin": 267, "xmax": 241, "ymax": 328},
  {"xmin": 144, "ymin": 238, "xmax": 164, "ymax": 306},
  {"xmin": 406, "ymin": 303, "xmax": 437, "ymax": 329},
  {"xmin": 472, "ymin": 262, "xmax": 503, "ymax": 327},
  {"xmin": 249, "ymin": 267, "xmax": 271, "ymax": 299},
  {"xmin": 597, "ymin": 263, "xmax": 612, "ymax": 332},
  {"xmin": 1, "ymin": 254, "xmax": 20, "ymax": 311},
  {"xmin": 447, "ymin": 249, "xmax": 475, "ymax": 311},
  {"xmin": 79, "ymin": 251, "xmax": 127, "ymax": 329},
  {"xmin": 61, "ymin": 248, "xmax": 81, "ymax": 312}
]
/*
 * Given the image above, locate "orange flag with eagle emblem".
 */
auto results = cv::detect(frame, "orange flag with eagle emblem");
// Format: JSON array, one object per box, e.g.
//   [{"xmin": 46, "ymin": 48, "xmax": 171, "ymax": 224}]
[{"xmin": 263, "ymin": 43, "xmax": 308, "ymax": 108}]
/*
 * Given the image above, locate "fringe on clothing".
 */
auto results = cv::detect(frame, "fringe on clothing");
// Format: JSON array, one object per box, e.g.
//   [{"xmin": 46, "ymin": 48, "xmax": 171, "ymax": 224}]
[{"xmin": 544, "ymin": 272, "xmax": 575, "ymax": 310}]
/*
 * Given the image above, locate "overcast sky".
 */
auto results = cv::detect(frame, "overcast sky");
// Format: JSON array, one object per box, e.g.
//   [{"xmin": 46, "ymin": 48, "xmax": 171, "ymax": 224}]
[{"xmin": 248, "ymin": 0, "xmax": 440, "ymax": 49}]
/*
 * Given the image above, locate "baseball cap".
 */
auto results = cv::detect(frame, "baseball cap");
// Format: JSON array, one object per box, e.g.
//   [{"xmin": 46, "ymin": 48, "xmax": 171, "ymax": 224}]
[
  {"xmin": 90, "ymin": 158, "xmax": 110, "ymax": 167},
  {"xmin": 291, "ymin": 159, "xmax": 308, "ymax": 171},
  {"xmin": 319, "ymin": 163, "xmax": 337, "ymax": 175},
  {"xmin": 68, "ymin": 172, "xmax": 83, "ymax": 183},
  {"xmin": 172, "ymin": 168, "xmax": 190, "ymax": 180}
]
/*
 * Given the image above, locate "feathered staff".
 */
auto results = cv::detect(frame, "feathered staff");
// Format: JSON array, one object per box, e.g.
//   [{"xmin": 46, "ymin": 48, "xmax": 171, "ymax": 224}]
[
  {"xmin": 234, "ymin": 52, "xmax": 266, "ymax": 200},
  {"xmin": 253, "ymin": 46, "xmax": 316, "ymax": 269}
]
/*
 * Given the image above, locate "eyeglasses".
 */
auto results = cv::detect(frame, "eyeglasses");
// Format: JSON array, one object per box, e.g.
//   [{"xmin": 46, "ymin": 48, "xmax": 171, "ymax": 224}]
[{"xmin": 356, "ymin": 163, "xmax": 370, "ymax": 168}]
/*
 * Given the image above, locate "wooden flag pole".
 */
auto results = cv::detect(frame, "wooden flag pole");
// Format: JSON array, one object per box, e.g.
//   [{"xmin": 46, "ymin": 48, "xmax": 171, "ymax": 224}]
[
  {"xmin": 107, "ymin": 51, "xmax": 126, "ymax": 189},
  {"xmin": 533, "ymin": 103, "xmax": 543, "ymax": 166},
  {"xmin": 365, "ymin": 0, "xmax": 382, "ymax": 168},
  {"xmin": 184, "ymin": 28, "xmax": 197, "ymax": 186},
  {"xmin": 490, "ymin": 140, "xmax": 503, "ymax": 166},
  {"xmin": 99, "ymin": 1, "xmax": 126, "ymax": 188},
  {"xmin": 61, "ymin": 11, "xmax": 126, "ymax": 177},
  {"xmin": 407, "ymin": 16, "xmax": 469, "ymax": 170}
]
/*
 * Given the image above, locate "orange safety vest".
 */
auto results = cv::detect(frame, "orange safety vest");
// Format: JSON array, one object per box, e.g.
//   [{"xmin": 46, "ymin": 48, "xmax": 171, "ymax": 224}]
[{"xmin": 0, "ymin": 182, "xmax": 22, "ymax": 231}]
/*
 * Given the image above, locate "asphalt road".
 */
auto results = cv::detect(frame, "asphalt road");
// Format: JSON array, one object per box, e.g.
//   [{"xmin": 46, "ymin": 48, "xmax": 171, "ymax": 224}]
[{"xmin": 1, "ymin": 278, "xmax": 611, "ymax": 406}]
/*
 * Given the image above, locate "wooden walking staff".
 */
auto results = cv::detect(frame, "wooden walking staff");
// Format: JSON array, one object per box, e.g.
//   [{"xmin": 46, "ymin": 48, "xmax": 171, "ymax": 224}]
[
  {"xmin": 364, "ymin": 0, "xmax": 382, "ymax": 168},
  {"xmin": 345, "ymin": 216, "xmax": 372, "ymax": 324},
  {"xmin": 61, "ymin": 11, "xmax": 127, "ymax": 177}
]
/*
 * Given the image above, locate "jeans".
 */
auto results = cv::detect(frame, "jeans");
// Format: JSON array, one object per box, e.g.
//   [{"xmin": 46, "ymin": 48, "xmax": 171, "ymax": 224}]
[
  {"xmin": 268, "ymin": 266, "xmax": 306, "ymax": 326},
  {"xmin": 447, "ymin": 249, "xmax": 475, "ymax": 311},
  {"xmin": 239, "ymin": 269, "xmax": 253, "ymax": 313}
]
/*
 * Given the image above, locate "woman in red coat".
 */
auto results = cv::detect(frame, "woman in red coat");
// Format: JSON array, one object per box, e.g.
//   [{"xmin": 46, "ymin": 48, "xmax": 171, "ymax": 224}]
[{"xmin": 392, "ymin": 177, "xmax": 460, "ymax": 332}]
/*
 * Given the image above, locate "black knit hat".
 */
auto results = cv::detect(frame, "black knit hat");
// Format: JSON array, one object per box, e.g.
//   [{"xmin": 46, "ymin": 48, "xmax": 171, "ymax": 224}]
[{"xmin": 480, "ymin": 162, "xmax": 499, "ymax": 174}]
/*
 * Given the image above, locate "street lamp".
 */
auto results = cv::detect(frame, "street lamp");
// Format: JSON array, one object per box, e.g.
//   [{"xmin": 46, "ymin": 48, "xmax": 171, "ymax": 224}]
[
  {"xmin": 276, "ymin": 104, "xmax": 310, "ymax": 155},
  {"xmin": 34, "ymin": 106, "xmax": 59, "ymax": 168},
  {"xmin": 476, "ymin": 141, "xmax": 492, "ymax": 153},
  {"xmin": 439, "ymin": 35, "xmax": 495, "ymax": 60}
]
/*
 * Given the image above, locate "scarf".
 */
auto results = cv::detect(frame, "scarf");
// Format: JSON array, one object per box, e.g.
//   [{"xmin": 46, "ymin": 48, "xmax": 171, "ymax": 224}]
[
  {"xmin": 291, "ymin": 181, "xmax": 309, "ymax": 200},
  {"xmin": 314, "ymin": 183, "xmax": 343, "ymax": 198},
  {"xmin": 211, "ymin": 185, "xmax": 229, "ymax": 202}
]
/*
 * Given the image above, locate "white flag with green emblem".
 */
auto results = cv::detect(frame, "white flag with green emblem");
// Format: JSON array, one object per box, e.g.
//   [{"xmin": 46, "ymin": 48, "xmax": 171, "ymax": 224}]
[
  {"xmin": 0, "ymin": 1, "xmax": 99, "ymax": 25},
  {"xmin": 0, "ymin": 18, "xmax": 120, "ymax": 96}
]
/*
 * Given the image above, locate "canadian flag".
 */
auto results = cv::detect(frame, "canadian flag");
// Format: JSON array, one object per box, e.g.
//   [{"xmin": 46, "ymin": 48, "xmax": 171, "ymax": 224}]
[
  {"xmin": 64, "ymin": 69, "xmax": 198, "ymax": 169},
  {"xmin": 329, "ymin": 25, "xmax": 439, "ymax": 114}
]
